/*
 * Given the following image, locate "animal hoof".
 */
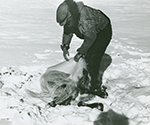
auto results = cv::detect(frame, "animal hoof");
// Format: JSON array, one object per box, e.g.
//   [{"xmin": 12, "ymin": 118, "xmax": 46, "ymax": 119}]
[{"xmin": 97, "ymin": 103, "xmax": 104, "ymax": 111}]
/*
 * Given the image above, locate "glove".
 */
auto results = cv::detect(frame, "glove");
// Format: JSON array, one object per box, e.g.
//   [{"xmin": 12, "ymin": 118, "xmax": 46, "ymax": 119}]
[
  {"xmin": 61, "ymin": 44, "xmax": 70, "ymax": 61},
  {"xmin": 74, "ymin": 53, "xmax": 83, "ymax": 62}
]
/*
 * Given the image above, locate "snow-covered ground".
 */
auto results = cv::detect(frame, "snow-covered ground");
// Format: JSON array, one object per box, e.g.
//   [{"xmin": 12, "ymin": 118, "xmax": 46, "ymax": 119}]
[{"xmin": 0, "ymin": 0, "xmax": 150, "ymax": 125}]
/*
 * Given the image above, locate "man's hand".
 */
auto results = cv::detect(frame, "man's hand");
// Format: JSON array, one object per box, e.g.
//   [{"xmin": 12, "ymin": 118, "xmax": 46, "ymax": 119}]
[
  {"xmin": 74, "ymin": 53, "xmax": 83, "ymax": 62},
  {"xmin": 61, "ymin": 44, "xmax": 70, "ymax": 61},
  {"xmin": 63, "ymin": 48, "xmax": 69, "ymax": 61}
]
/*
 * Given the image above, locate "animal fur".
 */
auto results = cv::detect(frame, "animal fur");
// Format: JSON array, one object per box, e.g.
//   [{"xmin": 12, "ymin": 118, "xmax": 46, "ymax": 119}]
[{"xmin": 26, "ymin": 58, "xmax": 87, "ymax": 105}]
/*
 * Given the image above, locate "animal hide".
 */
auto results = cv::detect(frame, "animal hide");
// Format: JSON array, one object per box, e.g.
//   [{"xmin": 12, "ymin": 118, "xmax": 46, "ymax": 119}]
[{"xmin": 26, "ymin": 58, "xmax": 88, "ymax": 106}]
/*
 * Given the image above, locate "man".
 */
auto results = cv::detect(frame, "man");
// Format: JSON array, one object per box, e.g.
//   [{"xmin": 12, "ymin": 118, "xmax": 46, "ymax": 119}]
[{"xmin": 56, "ymin": 0, "xmax": 112, "ymax": 96}]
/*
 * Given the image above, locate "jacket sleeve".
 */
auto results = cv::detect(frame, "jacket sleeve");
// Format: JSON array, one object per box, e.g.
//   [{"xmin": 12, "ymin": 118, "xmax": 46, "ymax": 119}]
[
  {"xmin": 62, "ymin": 25, "xmax": 73, "ymax": 47},
  {"xmin": 77, "ymin": 19, "xmax": 97, "ymax": 55},
  {"xmin": 62, "ymin": 33, "xmax": 73, "ymax": 46}
]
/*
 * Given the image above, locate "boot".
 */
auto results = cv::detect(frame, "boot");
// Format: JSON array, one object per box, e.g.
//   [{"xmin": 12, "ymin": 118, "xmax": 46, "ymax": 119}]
[{"xmin": 88, "ymin": 84, "xmax": 108, "ymax": 98}]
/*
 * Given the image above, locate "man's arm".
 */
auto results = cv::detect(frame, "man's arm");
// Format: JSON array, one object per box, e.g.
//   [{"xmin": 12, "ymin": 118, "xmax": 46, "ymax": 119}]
[
  {"xmin": 62, "ymin": 33, "xmax": 73, "ymax": 46},
  {"xmin": 77, "ymin": 32, "xmax": 96, "ymax": 55},
  {"xmin": 77, "ymin": 19, "xmax": 97, "ymax": 55},
  {"xmin": 61, "ymin": 32, "xmax": 73, "ymax": 61}
]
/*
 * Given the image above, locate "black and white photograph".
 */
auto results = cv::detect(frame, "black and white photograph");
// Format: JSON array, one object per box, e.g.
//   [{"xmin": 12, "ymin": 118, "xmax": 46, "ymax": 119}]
[{"xmin": 0, "ymin": 0, "xmax": 150, "ymax": 125}]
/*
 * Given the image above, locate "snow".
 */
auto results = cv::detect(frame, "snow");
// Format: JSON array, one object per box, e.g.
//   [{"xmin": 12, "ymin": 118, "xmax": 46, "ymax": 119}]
[{"xmin": 0, "ymin": 0, "xmax": 150, "ymax": 125}]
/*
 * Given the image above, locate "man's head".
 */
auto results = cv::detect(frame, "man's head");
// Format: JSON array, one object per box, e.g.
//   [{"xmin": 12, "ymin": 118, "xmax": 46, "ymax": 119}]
[
  {"xmin": 56, "ymin": 2, "xmax": 71, "ymax": 26},
  {"xmin": 56, "ymin": 0, "xmax": 79, "ymax": 28}
]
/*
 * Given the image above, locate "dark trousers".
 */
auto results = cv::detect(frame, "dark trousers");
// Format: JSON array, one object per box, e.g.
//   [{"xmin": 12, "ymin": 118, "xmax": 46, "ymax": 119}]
[{"xmin": 85, "ymin": 23, "xmax": 112, "ymax": 90}]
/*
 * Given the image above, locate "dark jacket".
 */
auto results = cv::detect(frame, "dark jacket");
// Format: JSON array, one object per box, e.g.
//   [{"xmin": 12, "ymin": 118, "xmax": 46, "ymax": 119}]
[{"xmin": 62, "ymin": 2, "xmax": 110, "ymax": 55}]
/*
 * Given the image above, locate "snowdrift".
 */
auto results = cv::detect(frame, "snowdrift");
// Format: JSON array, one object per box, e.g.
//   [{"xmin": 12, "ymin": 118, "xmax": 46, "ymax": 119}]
[{"xmin": 1, "ymin": 54, "xmax": 150, "ymax": 125}]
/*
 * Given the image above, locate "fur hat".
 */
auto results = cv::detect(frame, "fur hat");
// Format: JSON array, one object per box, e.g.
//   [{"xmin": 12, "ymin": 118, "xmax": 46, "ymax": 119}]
[{"xmin": 56, "ymin": 2, "xmax": 70, "ymax": 26}]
